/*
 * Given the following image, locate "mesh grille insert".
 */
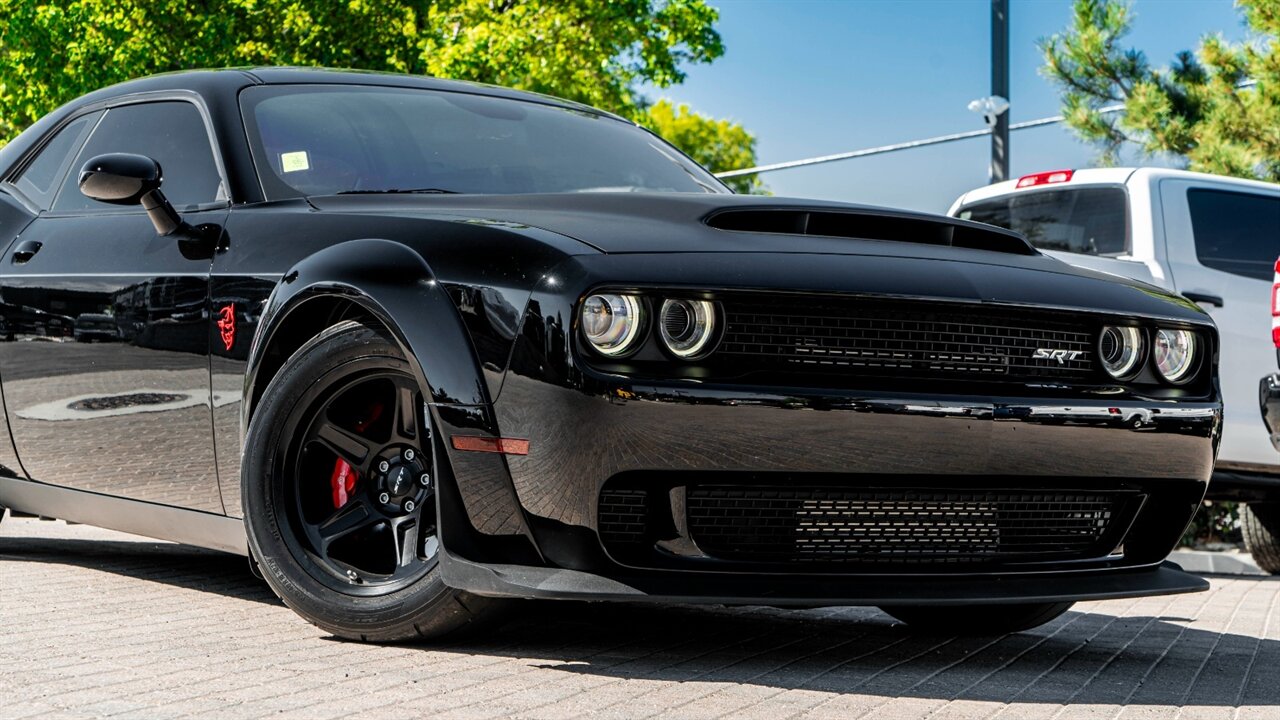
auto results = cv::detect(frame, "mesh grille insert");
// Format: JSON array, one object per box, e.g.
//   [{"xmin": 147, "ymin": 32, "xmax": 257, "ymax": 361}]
[
  {"xmin": 684, "ymin": 486, "xmax": 1129, "ymax": 565},
  {"xmin": 718, "ymin": 298, "xmax": 1095, "ymax": 382},
  {"xmin": 598, "ymin": 489, "xmax": 649, "ymax": 544}
]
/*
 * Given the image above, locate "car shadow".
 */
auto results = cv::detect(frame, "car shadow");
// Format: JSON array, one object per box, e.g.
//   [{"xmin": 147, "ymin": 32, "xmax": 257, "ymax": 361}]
[
  {"xmin": 432, "ymin": 593, "xmax": 1280, "ymax": 707},
  {"xmin": 0, "ymin": 529, "xmax": 280, "ymax": 606},
  {"xmin": 5, "ymin": 528, "xmax": 1277, "ymax": 707}
]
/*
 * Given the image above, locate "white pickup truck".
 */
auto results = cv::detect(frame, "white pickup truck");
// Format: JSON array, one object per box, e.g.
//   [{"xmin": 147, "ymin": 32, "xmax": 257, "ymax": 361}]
[{"xmin": 950, "ymin": 168, "xmax": 1280, "ymax": 569}]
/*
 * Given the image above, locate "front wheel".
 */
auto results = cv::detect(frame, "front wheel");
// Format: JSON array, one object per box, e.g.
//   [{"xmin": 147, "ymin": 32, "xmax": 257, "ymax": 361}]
[
  {"xmin": 242, "ymin": 321, "xmax": 507, "ymax": 642},
  {"xmin": 880, "ymin": 602, "xmax": 1074, "ymax": 634}
]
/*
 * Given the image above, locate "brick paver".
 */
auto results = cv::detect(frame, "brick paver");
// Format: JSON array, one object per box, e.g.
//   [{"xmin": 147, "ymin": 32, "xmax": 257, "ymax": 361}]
[{"xmin": 1, "ymin": 516, "xmax": 1277, "ymax": 719}]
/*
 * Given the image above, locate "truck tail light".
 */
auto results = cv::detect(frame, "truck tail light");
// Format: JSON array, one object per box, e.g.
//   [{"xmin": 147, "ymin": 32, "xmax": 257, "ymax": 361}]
[
  {"xmin": 1273, "ymin": 258, "xmax": 1279, "ymax": 348},
  {"xmin": 1016, "ymin": 169, "xmax": 1074, "ymax": 188},
  {"xmin": 1273, "ymin": 258, "xmax": 1279, "ymax": 317}
]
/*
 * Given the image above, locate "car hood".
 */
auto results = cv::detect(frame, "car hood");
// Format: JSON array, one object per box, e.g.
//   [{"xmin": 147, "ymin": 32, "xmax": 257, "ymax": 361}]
[
  {"xmin": 308, "ymin": 192, "xmax": 1029, "ymax": 255},
  {"xmin": 307, "ymin": 191, "xmax": 1210, "ymax": 323}
]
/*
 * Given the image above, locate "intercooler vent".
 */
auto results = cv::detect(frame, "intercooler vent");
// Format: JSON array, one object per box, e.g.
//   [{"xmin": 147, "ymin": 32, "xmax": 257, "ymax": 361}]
[
  {"xmin": 684, "ymin": 486, "xmax": 1131, "ymax": 565},
  {"xmin": 704, "ymin": 208, "xmax": 1036, "ymax": 255},
  {"xmin": 598, "ymin": 488, "xmax": 649, "ymax": 544},
  {"xmin": 597, "ymin": 484, "xmax": 1138, "ymax": 568}
]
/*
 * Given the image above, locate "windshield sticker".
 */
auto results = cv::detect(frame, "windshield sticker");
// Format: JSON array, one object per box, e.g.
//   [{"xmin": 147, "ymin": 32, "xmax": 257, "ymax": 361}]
[{"xmin": 280, "ymin": 151, "xmax": 310, "ymax": 173}]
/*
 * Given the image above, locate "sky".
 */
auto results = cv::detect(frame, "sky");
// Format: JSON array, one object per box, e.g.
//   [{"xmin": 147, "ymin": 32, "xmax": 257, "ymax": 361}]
[{"xmin": 644, "ymin": 0, "xmax": 1251, "ymax": 213}]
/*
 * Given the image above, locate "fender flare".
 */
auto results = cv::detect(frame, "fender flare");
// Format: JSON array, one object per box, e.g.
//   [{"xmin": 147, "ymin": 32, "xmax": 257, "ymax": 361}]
[{"xmin": 240, "ymin": 237, "xmax": 491, "ymax": 441}]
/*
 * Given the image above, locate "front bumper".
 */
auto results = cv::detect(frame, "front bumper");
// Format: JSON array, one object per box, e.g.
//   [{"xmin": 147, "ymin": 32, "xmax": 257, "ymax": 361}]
[{"xmin": 429, "ymin": 373, "xmax": 1220, "ymax": 605}]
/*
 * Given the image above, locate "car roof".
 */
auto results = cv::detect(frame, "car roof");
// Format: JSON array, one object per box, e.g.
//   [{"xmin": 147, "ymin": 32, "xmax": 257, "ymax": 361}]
[
  {"xmin": 77, "ymin": 67, "xmax": 626, "ymax": 121},
  {"xmin": 0, "ymin": 67, "xmax": 644, "ymax": 204},
  {"xmin": 954, "ymin": 167, "xmax": 1280, "ymax": 209}
]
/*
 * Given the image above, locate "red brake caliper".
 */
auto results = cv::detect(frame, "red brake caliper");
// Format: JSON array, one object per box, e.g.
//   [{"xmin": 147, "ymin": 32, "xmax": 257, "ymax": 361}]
[{"xmin": 330, "ymin": 404, "xmax": 384, "ymax": 509}]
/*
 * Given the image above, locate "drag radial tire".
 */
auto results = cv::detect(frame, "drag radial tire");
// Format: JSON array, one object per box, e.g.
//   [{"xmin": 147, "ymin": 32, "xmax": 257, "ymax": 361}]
[
  {"xmin": 879, "ymin": 602, "xmax": 1074, "ymax": 634},
  {"xmin": 1242, "ymin": 502, "xmax": 1280, "ymax": 575},
  {"xmin": 242, "ymin": 321, "xmax": 508, "ymax": 642}
]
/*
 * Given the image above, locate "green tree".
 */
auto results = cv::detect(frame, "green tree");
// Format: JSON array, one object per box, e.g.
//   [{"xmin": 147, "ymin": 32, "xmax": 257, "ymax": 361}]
[
  {"xmin": 0, "ymin": 0, "xmax": 762, "ymax": 190},
  {"xmin": 1041, "ymin": 0, "xmax": 1280, "ymax": 181},
  {"xmin": 641, "ymin": 99, "xmax": 763, "ymax": 193}
]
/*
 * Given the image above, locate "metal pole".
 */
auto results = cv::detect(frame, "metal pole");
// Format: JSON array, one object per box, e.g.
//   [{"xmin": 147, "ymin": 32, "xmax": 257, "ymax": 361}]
[{"xmin": 991, "ymin": 0, "xmax": 1010, "ymax": 183}]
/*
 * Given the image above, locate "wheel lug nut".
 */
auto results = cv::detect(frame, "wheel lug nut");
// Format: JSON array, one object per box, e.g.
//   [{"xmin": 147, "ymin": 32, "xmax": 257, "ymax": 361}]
[
  {"xmin": 403, "ymin": 500, "xmax": 416, "ymax": 513},
  {"xmin": 378, "ymin": 460, "xmax": 390, "ymax": 473},
  {"xmin": 403, "ymin": 448, "xmax": 416, "ymax": 462},
  {"xmin": 419, "ymin": 473, "xmax": 431, "ymax": 487},
  {"xmin": 379, "ymin": 492, "xmax": 391, "ymax": 504}
]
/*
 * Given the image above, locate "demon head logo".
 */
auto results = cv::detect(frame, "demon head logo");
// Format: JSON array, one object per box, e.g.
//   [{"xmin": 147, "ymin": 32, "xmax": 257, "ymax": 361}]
[{"xmin": 217, "ymin": 304, "xmax": 236, "ymax": 351}]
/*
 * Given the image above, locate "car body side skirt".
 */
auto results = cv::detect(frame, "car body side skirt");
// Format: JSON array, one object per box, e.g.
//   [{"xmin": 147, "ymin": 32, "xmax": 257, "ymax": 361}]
[{"xmin": 0, "ymin": 475, "xmax": 247, "ymax": 555}]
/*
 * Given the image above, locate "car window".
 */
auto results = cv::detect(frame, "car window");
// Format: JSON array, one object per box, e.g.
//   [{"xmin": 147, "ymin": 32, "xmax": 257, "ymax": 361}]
[
  {"xmin": 242, "ymin": 85, "xmax": 727, "ymax": 197},
  {"xmin": 51, "ymin": 101, "xmax": 225, "ymax": 213},
  {"xmin": 958, "ymin": 187, "xmax": 1128, "ymax": 256},
  {"xmin": 10, "ymin": 112, "xmax": 100, "ymax": 210},
  {"xmin": 1187, "ymin": 188, "xmax": 1280, "ymax": 282}
]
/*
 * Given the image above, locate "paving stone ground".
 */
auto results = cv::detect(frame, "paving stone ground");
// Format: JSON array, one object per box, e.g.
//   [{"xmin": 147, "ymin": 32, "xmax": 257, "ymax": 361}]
[{"xmin": 1, "ymin": 516, "xmax": 1277, "ymax": 720}]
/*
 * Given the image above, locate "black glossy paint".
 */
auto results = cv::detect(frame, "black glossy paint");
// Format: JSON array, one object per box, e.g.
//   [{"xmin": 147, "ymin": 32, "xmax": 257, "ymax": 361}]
[
  {"xmin": 0, "ymin": 208, "xmax": 225, "ymax": 512},
  {"xmin": 0, "ymin": 69, "xmax": 1223, "ymax": 607}
]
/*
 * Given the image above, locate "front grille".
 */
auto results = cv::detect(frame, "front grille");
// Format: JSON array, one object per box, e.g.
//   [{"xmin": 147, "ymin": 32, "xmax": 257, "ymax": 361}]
[
  {"xmin": 717, "ymin": 297, "xmax": 1095, "ymax": 382},
  {"xmin": 685, "ymin": 487, "xmax": 1128, "ymax": 565}
]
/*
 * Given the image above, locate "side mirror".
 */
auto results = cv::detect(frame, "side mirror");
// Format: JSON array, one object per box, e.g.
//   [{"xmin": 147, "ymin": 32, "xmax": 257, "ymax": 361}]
[
  {"xmin": 78, "ymin": 153, "xmax": 183, "ymax": 235},
  {"xmin": 78, "ymin": 153, "xmax": 161, "ymax": 204}
]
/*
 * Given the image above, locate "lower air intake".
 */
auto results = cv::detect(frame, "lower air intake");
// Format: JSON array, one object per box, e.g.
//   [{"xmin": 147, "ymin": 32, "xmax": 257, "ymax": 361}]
[{"xmin": 684, "ymin": 486, "xmax": 1130, "ymax": 565}]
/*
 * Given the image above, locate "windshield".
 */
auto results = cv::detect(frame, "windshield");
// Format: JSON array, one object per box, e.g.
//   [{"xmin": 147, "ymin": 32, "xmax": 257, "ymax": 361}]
[
  {"xmin": 241, "ymin": 85, "xmax": 728, "ymax": 198},
  {"xmin": 958, "ymin": 186, "xmax": 1128, "ymax": 256}
]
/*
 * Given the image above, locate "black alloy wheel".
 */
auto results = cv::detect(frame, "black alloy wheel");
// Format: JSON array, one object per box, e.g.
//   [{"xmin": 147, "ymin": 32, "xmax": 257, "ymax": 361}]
[
  {"xmin": 283, "ymin": 368, "xmax": 438, "ymax": 594},
  {"xmin": 243, "ymin": 321, "xmax": 506, "ymax": 642}
]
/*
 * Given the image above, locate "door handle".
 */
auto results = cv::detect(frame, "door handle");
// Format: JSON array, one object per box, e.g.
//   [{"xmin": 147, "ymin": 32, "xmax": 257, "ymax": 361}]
[
  {"xmin": 1183, "ymin": 291, "xmax": 1223, "ymax": 308},
  {"xmin": 11, "ymin": 240, "xmax": 42, "ymax": 264}
]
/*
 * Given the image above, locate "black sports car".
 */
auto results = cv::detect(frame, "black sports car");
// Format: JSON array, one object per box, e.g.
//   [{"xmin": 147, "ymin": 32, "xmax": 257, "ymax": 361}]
[{"xmin": 0, "ymin": 68, "xmax": 1221, "ymax": 641}]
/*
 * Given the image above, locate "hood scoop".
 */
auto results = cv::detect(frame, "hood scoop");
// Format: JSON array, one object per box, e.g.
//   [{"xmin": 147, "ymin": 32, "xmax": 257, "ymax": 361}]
[{"xmin": 704, "ymin": 208, "xmax": 1036, "ymax": 255}]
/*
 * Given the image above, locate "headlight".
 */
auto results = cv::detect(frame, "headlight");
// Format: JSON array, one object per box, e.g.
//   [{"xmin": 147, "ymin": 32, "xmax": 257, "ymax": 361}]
[
  {"xmin": 1153, "ymin": 328, "xmax": 1197, "ymax": 384},
  {"xmin": 659, "ymin": 299, "xmax": 717, "ymax": 359},
  {"xmin": 581, "ymin": 294, "xmax": 644, "ymax": 356},
  {"xmin": 1098, "ymin": 325, "xmax": 1144, "ymax": 379}
]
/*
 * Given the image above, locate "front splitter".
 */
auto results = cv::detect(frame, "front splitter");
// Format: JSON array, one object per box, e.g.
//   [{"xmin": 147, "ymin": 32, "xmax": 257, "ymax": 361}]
[{"xmin": 441, "ymin": 548, "xmax": 1208, "ymax": 606}]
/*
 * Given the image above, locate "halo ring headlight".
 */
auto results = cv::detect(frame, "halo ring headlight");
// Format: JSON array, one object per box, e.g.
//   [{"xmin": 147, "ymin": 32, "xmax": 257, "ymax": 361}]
[
  {"xmin": 1153, "ymin": 328, "xmax": 1197, "ymax": 384},
  {"xmin": 659, "ymin": 298, "xmax": 717, "ymax": 359},
  {"xmin": 1098, "ymin": 325, "xmax": 1144, "ymax": 380},
  {"xmin": 581, "ymin": 293, "xmax": 644, "ymax": 357}
]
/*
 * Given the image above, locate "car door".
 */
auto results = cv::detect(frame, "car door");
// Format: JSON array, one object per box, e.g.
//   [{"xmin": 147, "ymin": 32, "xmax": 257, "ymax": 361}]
[
  {"xmin": 0, "ymin": 98, "xmax": 229, "ymax": 513},
  {"xmin": 0, "ymin": 116, "xmax": 93, "ymax": 478},
  {"xmin": 1160, "ymin": 179, "xmax": 1280, "ymax": 471}
]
